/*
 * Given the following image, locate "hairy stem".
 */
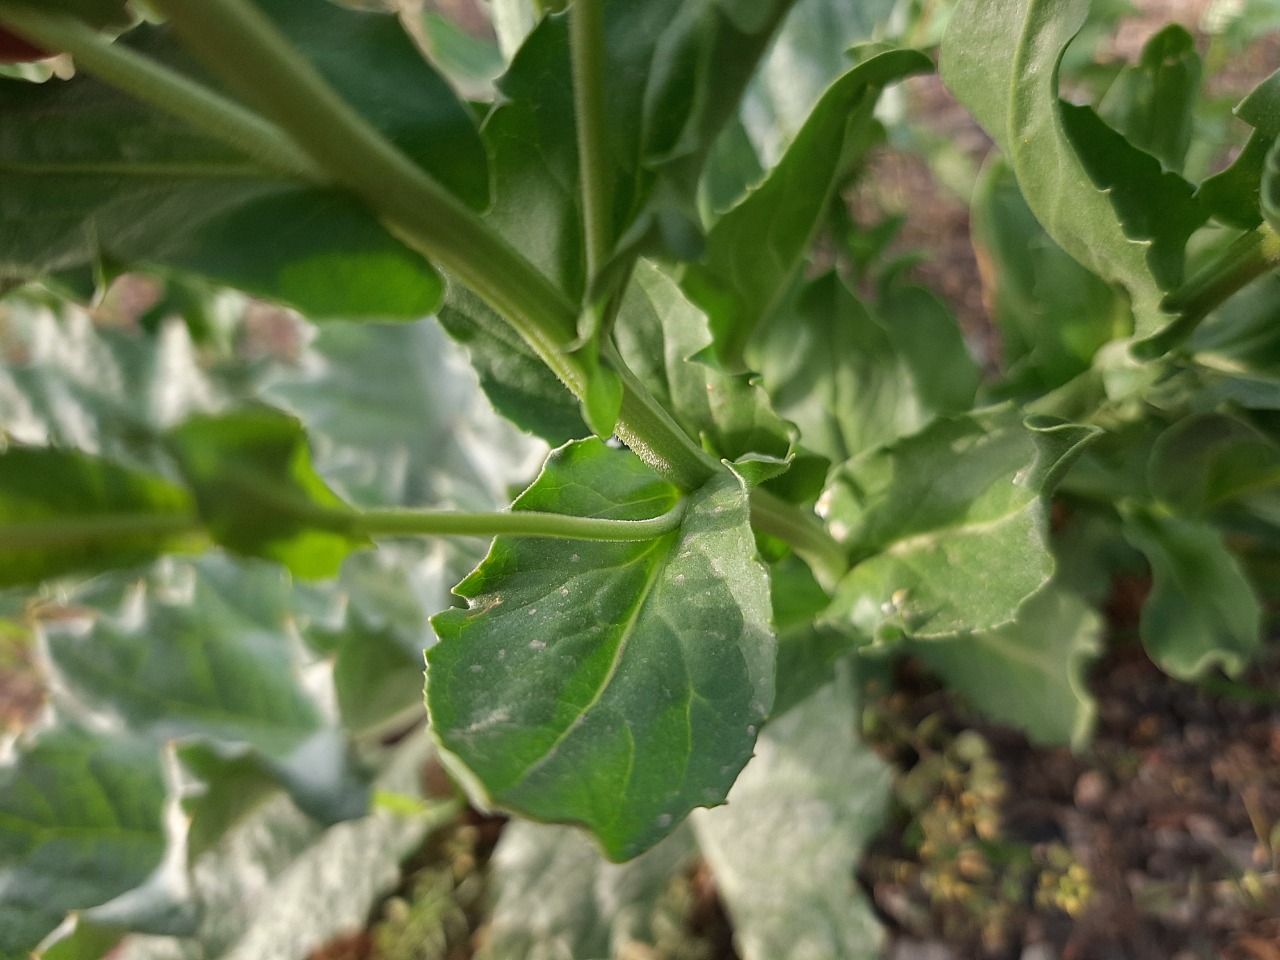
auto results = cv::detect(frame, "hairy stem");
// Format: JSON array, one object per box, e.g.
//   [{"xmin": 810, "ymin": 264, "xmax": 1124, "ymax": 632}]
[
  {"xmin": 0, "ymin": 4, "xmax": 326, "ymax": 183},
  {"xmin": 570, "ymin": 0, "xmax": 611, "ymax": 281}
]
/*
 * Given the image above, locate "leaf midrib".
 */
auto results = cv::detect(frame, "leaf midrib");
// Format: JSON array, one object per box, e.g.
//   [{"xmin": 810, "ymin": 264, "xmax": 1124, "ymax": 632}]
[{"xmin": 505, "ymin": 531, "xmax": 676, "ymax": 793}]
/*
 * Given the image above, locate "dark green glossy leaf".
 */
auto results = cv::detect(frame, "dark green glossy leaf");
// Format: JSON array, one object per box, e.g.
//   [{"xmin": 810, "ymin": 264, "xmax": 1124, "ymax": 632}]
[
  {"xmin": 42, "ymin": 555, "xmax": 371, "ymax": 826},
  {"xmin": 681, "ymin": 47, "xmax": 931, "ymax": 369},
  {"xmin": 479, "ymin": 822, "xmax": 695, "ymax": 960},
  {"xmin": 167, "ymin": 408, "xmax": 367, "ymax": 579},
  {"xmin": 428, "ymin": 440, "xmax": 774, "ymax": 860},
  {"xmin": 1149, "ymin": 412, "xmax": 1280, "ymax": 517},
  {"xmin": 941, "ymin": 0, "xmax": 1198, "ymax": 340},
  {"xmin": 1122, "ymin": 506, "xmax": 1262, "ymax": 679},
  {"xmin": 912, "ymin": 585, "xmax": 1101, "ymax": 747},
  {"xmin": 755, "ymin": 272, "xmax": 978, "ymax": 464},
  {"xmin": 615, "ymin": 260, "xmax": 795, "ymax": 480},
  {"xmin": 691, "ymin": 674, "xmax": 889, "ymax": 960},
  {"xmin": 1097, "ymin": 24, "xmax": 1201, "ymax": 174},
  {"xmin": 824, "ymin": 409, "xmax": 1098, "ymax": 641},
  {"xmin": 971, "ymin": 158, "xmax": 1128, "ymax": 394},
  {"xmin": 0, "ymin": 727, "xmax": 178, "ymax": 960},
  {"xmin": 0, "ymin": 446, "xmax": 200, "ymax": 587}
]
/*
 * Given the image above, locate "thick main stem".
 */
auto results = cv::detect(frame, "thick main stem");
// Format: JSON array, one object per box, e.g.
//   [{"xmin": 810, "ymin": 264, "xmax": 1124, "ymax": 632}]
[
  {"xmin": 147, "ymin": 0, "xmax": 585, "ymax": 393},
  {"xmin": 570, "ymin": 0, "xmax": 611, "ymax": 281}
]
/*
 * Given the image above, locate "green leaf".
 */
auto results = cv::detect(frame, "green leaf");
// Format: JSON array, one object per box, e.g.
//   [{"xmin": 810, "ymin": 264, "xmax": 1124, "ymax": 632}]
[
  {"xmin": 479, "ymin": 0, "xmax": 797, "ymax": 300},
  {"xmin": 42, "ymin": 555, "xmax": 371, "ymax": 826},
  {"xmin": 0, "ymin": 293, "xmax": 248, "ymax": 468},
  {"xmin": 681, "ymin": 47, "xmax": 932, "ymax": 369},
  {"xmin": 420, "ymin": 11, "xmax": 505, "ymax": 100},
  {"xmin": 8, "ymin": 0, "xmax": 131, "ymax": 31},
  {"xmin": 770, "ymin": 557, "xmax": 852, "ymax": 717},
  {"xmin": 110, "ymin": 733, "xmax": 441, "ymax": 960},
  {"xmin": 1097, "ymin": 24, "xmax": 1201, "ymax": 174},
  {"xmin": 226, "ymin": 0, "xmax": 492, "ymax": 212},
  {"xmin": 823, "ymin": 409, "xmax": 1098, "ymax": 641},
  {"xmin": 941, "ymin": 0, "xmax": 1200, "ymax": 340},
  {"xmin": 755, "ymin": 271, "xmax": 978, "ymax": 464},
  {"xmin": 0, "ymin": 446, "xmax": 200, "ymax": 587},
  {"xmin": 0, "ymin": 726, "xmax": 180, "ymax": 960},
  {"xmin": 478, "ymin": 822, "xmax": 695, "ymax": 960},
  {"xmin": 615, "ymin": 260, "xmax": 795, "ymax": 478},
  {"xmin": 1121, "ymin": 505, "xmax": 1262, "ymax": 679},
  {"xmin": 428, "ymin": 440, "xmax": 774, "ymax": 861},
  {"xmin": 970, "ymin": 157, "xmax": 1128, "ymax": 394},
  {"xmin": 691, "ymin": 674, "xmax": 890, "ymax": 960},
  {"xmin": 912, "ymin": 585, "xmax": 1101, "ymax": 747},
  {"xmin": 1263, "ymin": 136, "xmax": 1280, "ymax": 237},
  {"xmin": 436, "ymin": 282, "xmax": 586, "ymax": 444},
  {"xmin": 1237, "ymin": 67, "xmax": 1280, "ymax": 137},
  {"xmin": 0, "ymin": 22, "xmax": 460, "ymax": 318},
  {"xmin": 167, "ymin": 408, "xmax": 368, "ymax": 580},
  {"xmin": 1149, "ymin": 413, "xmax": 1280, "ymax": 517},
  {"xmin": 1196, "ymin": 130, "xmax": 1272, "ymax": 230},
  {"xmin": 264, "ymin": 316, "xmax": 545, "ymax": 511},
  {"xmin": 738, "ymin": 0, "xmax": 900, "ymax": 164}
]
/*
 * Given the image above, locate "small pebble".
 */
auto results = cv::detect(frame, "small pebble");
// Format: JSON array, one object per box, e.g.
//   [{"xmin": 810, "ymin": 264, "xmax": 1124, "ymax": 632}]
[{"xmin": 1074, "ymin": 770, "xmax": 1108, "ymax": 810}]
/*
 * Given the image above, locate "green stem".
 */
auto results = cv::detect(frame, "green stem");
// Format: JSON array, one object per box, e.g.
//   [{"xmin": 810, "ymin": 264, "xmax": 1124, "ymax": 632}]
[
  {"xmin": 1144, "ymin": 225, "xmax": 1280, "ymax": 356},
  {"xmin": 602, "ymin": 340, "xmax": 719, "ymax": 490},
  {"xmin": 147, "ymin": 0, "xmax": 586, "ymax": 395},
  {"xmin": 351, "ymin": 502, "xmax": 687, "ymax": 541},
  {"xmin": 570, "ymin": 0, "xmax": 611, "ymax": 280},
  {"xmin": 0, "ymin": 514, "xmax": 207, "ymax": 550},
  {"xmin": 749, "ymin": 487, "xmax": 848, "ymax": 588},
  {"xmin": 0, "ymin": 5, "xmax": 326, "ymax": 184}
]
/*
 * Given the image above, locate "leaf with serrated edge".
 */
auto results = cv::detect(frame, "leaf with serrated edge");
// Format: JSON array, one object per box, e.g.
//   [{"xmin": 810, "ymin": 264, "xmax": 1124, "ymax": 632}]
[
  {"xmin": 823, "ymin": 409, "xmax": 1098, "ymax": 641},
  {"xmin": 478, "ymin": 821, "xmax": 696, "ymax": 960},
  {"xmin": 1122, "ymin": 506, "xmax": 1262, "ymax": 679},
  {"xmin": 941, "ymin": 0, "xmax": 1197, "ymax": 341},
  {"xmin": 912, "ymin": 585, "xmax": 1101, "ymax": 748},
  {"xmin": 428, "ymin": 439, "xmax": 774, "ymax": 861},
  {"xmin": 682, "ymin": 46, "xmax": 931, "ymax": 369},
  {"xmin": 692, "ymin": 672, "xmax": 890, "ymax": 960}
]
